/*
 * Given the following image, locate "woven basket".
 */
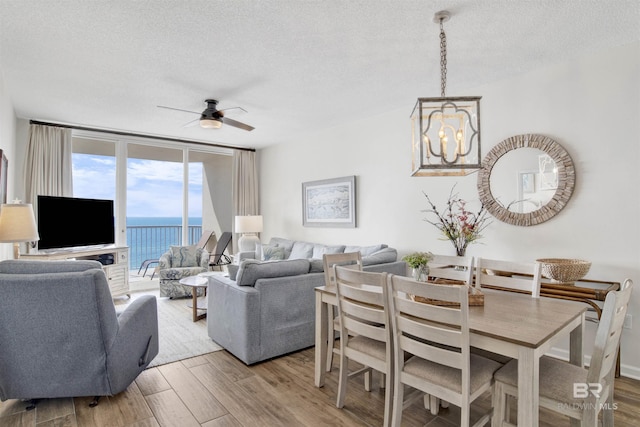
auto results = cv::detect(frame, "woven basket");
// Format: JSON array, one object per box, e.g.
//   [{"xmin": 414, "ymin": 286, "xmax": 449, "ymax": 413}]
[
  {"xmin": 536, "ymin": 258, "xmax": 591, "ymax": 284},
  {"xmin": 410, "ymin": 279, "xmax": 484, "ymax": 306}
]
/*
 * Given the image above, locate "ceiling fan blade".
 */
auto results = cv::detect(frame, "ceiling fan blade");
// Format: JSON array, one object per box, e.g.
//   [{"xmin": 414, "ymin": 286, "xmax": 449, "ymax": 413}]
[
  {"xmin": 182, "ymin": 118, "xmax": 200, "ymax": 127},
  {"xmin": 222, "ymin": 117, "xmax": 255, "ymax": 131},
  {"xmin": 219, "ymin": 106, "xmax": 248, "ymax": 115},
  {"xmin": 157, "ymin": 105, "xmax": 200, "ymax": 115}
]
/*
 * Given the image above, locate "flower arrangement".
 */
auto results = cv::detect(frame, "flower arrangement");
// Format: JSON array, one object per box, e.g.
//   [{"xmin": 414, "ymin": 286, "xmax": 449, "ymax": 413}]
[
  {"xmin": 422, "ymin": 185, "xmax": 491, "ymax": 256},
  {"xmin": 402, "ymin": 251, "xmax": 434, "ymax": 269},
  {"xmin": 402, "ymin": 251, "xmax": 433, "ymax": 281}
]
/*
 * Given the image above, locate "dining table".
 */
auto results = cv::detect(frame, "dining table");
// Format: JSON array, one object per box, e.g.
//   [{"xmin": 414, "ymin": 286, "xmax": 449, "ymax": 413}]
[{"xmin": 314, "ymin": 285, "xmax": 587, "ymax": 427}]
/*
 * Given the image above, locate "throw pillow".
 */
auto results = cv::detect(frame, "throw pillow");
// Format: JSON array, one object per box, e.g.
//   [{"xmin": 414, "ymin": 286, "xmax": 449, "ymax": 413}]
[
  {"xmin": 170, "ymin": 245, "xmax": 198, "ymax": 267},
  {"xmin": 288, "ymin": 241, "xmax": 315, "ymax": 259},
  {"xmin": 312, "ymin": 244, "xmax": 346, "ymax": 259},
  {"xmin": 227, "ymin": 264, "xmax": 239, "ymax": 280},
  {"xmin": 262, "ymin": 244, "xmax": 285, "ymax": 261},
  {"xmin": 344, "ymin": 244, "xmax": 386, "ymax": 257}
]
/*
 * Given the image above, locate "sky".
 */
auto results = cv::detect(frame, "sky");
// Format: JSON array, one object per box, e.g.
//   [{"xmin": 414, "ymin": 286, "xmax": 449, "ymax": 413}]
[{"xmin": 72, "ymin": 153, "xmax": 203, "ymax": 217}]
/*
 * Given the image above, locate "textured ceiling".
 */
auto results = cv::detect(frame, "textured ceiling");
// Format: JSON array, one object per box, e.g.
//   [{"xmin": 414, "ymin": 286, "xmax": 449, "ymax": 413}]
[{"xmin": 1, "ymin": 0, "xmax": 638, "ymax": 149}]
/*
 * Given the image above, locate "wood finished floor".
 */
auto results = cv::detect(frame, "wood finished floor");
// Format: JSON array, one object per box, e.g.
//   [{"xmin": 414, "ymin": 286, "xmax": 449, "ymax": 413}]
[{"xmin": 1, "ymin": 347, "xmax": 639, "ymax": 427}]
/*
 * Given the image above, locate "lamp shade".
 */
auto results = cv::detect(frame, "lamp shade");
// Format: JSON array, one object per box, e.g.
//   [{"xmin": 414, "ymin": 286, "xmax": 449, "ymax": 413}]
[
  {"xmin": 235, "ymin": 215, "xmax": 263, "ymax": 234},
  {"xmin": 0, "ymin": 204, "xmax": 40, "ymax": 242}
]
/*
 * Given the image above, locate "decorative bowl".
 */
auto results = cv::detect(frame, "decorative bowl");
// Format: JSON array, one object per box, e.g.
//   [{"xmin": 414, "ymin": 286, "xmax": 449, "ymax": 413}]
[{"xmin": 536, "ymin": 258, "xmax": 591, "ymax": 284}]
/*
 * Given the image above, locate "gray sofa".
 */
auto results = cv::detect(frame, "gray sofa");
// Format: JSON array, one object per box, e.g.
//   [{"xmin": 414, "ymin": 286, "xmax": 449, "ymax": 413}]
[
  {"xmin": 0, "ymin": 260, "xmax": 158, "ymax": 402},
  {"xmin": 206, "ymin": 237, "xmax": 407, "ymax": 365}
]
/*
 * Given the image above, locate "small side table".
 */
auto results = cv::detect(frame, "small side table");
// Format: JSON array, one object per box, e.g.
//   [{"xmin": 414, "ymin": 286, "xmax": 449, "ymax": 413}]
[{"xmin": 179, "ymin": 276, "xmax": 209, "ymax": 322}]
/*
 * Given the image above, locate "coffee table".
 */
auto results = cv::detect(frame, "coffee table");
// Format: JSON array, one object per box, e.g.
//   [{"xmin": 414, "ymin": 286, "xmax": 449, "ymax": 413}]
[{"xmin": 179, "ymin": 276, "xmax": 209, "ymax": 322}]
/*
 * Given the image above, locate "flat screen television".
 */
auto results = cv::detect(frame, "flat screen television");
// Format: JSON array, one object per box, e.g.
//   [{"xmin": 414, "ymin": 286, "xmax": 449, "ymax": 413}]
[{"xmin": 37, "ymin": 195, "xmax": 115, "ymax": 250}]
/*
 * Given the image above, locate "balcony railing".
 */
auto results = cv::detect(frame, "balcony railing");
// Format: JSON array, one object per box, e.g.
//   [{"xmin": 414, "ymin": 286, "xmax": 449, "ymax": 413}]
[{"xmin": 127, "ymin": 225, "xmax": 203, "ymax": 271}]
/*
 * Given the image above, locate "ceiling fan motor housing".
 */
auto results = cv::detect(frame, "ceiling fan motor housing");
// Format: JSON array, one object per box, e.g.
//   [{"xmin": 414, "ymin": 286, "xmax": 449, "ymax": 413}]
[{"xmin": 200, "ymin": 99, "xmax": 223, "ymax": 128}]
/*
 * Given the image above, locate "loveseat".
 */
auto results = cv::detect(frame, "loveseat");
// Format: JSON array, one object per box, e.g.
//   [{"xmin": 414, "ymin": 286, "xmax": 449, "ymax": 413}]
[{"xmin": 206, "ymin": 237, "xmax": 407, "ymax": 365}]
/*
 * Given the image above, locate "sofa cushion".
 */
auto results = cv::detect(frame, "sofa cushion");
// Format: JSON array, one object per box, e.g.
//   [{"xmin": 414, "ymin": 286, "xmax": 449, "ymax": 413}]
[
  {"xmin": 288, "ymin": 241, "xmax": 314, "ymax": 260},
  {"xmin": 312, "ymin": 244, "xmax": 346, "ymax": 259},
  {"xmin": 236, "ymin": 259, "xmax": 311, "ymax": 286},
  {"xmin": 170, "ymin": 245, "xmax": 198, "ymax": 267},
  {"xmin": 344, "ymin": 244, "xmax": 387, "ymax": 257},
  {"xmin": 227, "ymin": 264, "xmax": 239, "ymax": 280},
  {"xmin": 362, "ymin": 247, "xmax": 398, "ymax": 266},
  {"xmin": 269, "ymin": 237, "xmax": 296, "ymax": 258},
  {"xmin": 309, "ymin": 259, "xmax": 325, "ymax": 273},
  {"xmin": 261, "ymin": 244, "xmax": 286, "ymax": 261}
]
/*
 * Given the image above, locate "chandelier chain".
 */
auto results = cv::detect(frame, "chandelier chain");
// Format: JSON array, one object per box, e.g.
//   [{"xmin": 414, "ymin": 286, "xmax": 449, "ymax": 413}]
[{"xmin": 439, "ymin": 19, "xmax": 447, "ymax": 97}]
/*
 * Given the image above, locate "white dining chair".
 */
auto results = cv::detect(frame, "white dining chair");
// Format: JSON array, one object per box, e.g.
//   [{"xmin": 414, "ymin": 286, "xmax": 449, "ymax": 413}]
[
  {"xmin": 475, "ymin": 257, "xmax": 542, "ymax": 297},
  {"xmin": 420, "ymin": 253, "xmax": 474, "ymax": 414},
  {"xmin": 388, "ymin": 274, "xmax": 499, "ymax": 427},
  {"xmin": 428, "ymin": 253, "xmax": 474, "ymax": 285},
  {"xmin": 334, "ymin": 265, "xmax": 393, "ymax": 426},
  {"xmin": 492, "ymin": 278, "xmax": 633, "ymax": 427},
  {"xmin": 322, "ymin": 252, "xmax": 364, "ymax": 373}
]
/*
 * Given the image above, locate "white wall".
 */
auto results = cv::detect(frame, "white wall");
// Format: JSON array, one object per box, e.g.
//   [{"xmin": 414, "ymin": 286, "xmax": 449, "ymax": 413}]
[
  {"xmin": 0, "ymin": 70, "xmax": 17, "ymax": 260},
  {"xmin": 259, "ymin": 42, "xmax": 640, "ymax": 377}
]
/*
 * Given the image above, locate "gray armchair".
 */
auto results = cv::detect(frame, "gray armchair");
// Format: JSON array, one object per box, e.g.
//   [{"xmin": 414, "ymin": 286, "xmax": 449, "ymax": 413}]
[
  {"xmin": 0, "ymin": 260, "xmax": 158, "ymax": 403},
  {"xmin": 158, "ymin": 245, "xmax": 209, "ymax": 298}
]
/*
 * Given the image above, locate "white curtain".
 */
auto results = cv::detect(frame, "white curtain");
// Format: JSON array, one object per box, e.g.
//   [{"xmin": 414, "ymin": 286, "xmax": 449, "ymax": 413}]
[
  {"xmin": 232, "ymin": 150, "xmax": 259, "ymax": 251},
  {"xmin": 24, "ymin": 124, "xmax": 73, "ymax": 206}
]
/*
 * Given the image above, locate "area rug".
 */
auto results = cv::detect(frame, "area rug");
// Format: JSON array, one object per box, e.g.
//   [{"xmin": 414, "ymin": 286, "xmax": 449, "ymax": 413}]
[{"xmin": 114, "ymin": 290, "xmax": 223, "ymax": 368}]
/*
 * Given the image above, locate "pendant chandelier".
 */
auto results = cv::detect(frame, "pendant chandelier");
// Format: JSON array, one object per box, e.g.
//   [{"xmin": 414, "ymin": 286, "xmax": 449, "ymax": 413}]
[{"xmin": 411, "ymin": 10, "xmax": 481, "ymax": 177}]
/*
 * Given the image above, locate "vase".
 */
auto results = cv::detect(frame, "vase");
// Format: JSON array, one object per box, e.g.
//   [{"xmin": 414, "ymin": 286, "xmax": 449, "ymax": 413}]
[
  {"xmin": 412, "ymin": 265, "xmax": 429, "ymax": 282},
  {"xmin": 454, "ymin": 247, "xmax": 467, "ymax": 270}
]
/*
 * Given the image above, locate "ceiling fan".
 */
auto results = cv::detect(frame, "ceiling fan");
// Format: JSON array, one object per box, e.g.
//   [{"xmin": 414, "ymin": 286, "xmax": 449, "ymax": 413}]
[{"xmin": 157, "ymin": 99, "xmax": 255, "ymax": 131}]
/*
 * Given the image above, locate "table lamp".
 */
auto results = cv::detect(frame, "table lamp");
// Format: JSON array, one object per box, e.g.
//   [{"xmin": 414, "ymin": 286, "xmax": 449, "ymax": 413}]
[
  {"xmin": 0, "ymin": 203, "xmax": 40, "ymax": 259},
  {"xmin": 235, "ymin": 215, "xmax": 263, "ymax": 253}
]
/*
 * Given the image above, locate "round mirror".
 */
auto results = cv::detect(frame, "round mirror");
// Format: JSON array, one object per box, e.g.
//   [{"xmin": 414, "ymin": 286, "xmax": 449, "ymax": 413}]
[{"xmin": 477, "ymin": 134, "xmax": 575, "ymax": 226}]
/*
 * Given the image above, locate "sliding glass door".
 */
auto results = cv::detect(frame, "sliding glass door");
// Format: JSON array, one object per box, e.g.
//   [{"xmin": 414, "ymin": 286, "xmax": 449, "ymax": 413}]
[{"xmin": 71, "ymin": 132, "xmax": 233, "ymax": 272}]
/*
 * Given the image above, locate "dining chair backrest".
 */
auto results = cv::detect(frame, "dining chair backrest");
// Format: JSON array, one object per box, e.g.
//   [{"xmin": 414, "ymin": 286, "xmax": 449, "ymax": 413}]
[
  {"xmin": 587, "ymin": 278, "xmax": 633, "ymax": 392},
  {"xmin": 428, "ymin": 254, "xmax": 474, "ymax": 286},
  {"xmin": 323, "ymin": 252, "xmax": 363, "ymax": 288},
  {"xmin": 334, "ymin": 265, "xmax": 393, "ymax": 426},
  {"xmin": 475, "ymin": 257, "xmax": 542, "ymax": 298},
  {"xmin": 388, "ymin": 274, "xmax": 470, "ymax": 402},
  {"xmin": 334, "ymin": 265, "xmax": 390, "ymax": 347}
]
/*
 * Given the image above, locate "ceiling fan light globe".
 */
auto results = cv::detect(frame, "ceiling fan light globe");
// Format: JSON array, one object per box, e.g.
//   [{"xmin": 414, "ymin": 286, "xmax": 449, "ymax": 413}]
[{"xmin": 200, "ymin": 118, "xmax": 222, "ymax": 129}]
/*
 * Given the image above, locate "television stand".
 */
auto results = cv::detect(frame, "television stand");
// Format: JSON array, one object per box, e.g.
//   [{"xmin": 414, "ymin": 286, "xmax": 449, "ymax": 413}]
[{"xmin": 21, "ymin": 245, "xmax": 130, "ymax": 297}]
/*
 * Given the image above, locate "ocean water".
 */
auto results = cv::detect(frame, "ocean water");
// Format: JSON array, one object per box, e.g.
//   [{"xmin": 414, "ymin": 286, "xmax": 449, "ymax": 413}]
[
  {"xmin": 127, "ymin": 217, "xmax": 202, "ymax": 226},
  {"xmin": 126, "ymin": 217, "xmax": 203, "ymax": 270}
]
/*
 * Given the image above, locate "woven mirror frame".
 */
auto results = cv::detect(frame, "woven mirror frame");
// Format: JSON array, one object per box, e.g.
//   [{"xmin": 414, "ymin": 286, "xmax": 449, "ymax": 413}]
[{"xmin": 477, "ymin": 134, "xmax": 575, "ymax": 226}]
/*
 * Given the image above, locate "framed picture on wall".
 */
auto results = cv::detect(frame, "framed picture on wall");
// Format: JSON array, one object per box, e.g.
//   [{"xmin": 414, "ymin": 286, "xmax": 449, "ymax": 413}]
[
  {"xmin": 302, "ymin": 175, "xmax": 356, "ymax": 227},
  {"xmin": 0, "ymin": 150, "xmax": 7, "ymax": 204}
]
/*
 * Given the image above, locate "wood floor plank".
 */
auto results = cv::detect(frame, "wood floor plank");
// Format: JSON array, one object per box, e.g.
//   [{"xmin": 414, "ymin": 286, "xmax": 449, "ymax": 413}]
[
  {"xmin": 202, "ymin": 351, "xmax": 254, "ymax": 382},
  {"xmin": 0, "ymin": 410, "xmax": 36, "ymax": 427},
  {"xmin": 135, "ymin": 368, "xmax": 171, "ymax": 397},
  {"xmin": 107, "ymin": 381, "xmax": 155, "ymax": 425},
  {"xmin": 0, "ymin": 399, "xmax": 30, "ymax": 419},
  {"xmin": 144, "ymin": 389, "xmax": 200, "ymax": 427},
  {"xmin": 200, "ymin": 413, "xmax": 244, "ymax": 427},
  {"xmin": 34, "ymin": 398, "xmax": 75, "ymax": 425},
  {"xmin": 179, "ymin": 354, "xmax": 210, "ymax": 369},
  {"xmin": 249, "ymin": 360, "xmax": 364, "ymax": 427},
  {"xmin": 36, "ymin": 413, "xmax": 77, "ymax": 427},
  {"xmin": 1, "ymin": 348, "xmax": 638, "ymax": 426},
  {"xmin": 157, "ymin": 361, "xmax": 227, "ymax": 423},
  {"xmin": 123, "ymin": 417, "xmax": 160, "ymax": 427},
  {"xmin": 190, "ymin": 362, "xmax": 301, "ymax": 426},
  {"xmin": 74, "ymin": 395, "xmax": 126, "ymax": 427}
]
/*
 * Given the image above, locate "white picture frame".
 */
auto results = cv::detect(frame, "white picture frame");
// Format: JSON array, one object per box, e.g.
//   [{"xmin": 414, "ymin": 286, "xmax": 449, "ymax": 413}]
[{"xmin": 302, "ymin": 176, "xmax": 356, "ymax": 228}]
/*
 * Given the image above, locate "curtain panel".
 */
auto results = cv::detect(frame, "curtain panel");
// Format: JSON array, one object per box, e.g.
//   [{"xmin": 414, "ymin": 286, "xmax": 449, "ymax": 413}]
[
  {"xmin": 232, "ymin": 150, "xmax": 259, "ymax": 252},
  {"xmin": 24, "ymin": 124, "xmax": 73, "ymax": 208}
]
